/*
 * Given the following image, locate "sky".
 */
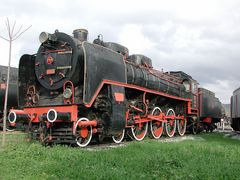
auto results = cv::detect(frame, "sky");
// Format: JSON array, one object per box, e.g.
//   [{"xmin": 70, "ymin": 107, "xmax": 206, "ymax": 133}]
[{"xmin": 0, "ymin": 0, "xmax": 239, "ymax": 104}]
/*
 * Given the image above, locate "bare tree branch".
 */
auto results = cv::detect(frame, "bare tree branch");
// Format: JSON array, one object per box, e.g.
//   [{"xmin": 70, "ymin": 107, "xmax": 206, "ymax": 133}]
[
  {"xmin": 0, "ymin": 18, "xmax": 31, "ymax": 42},
  {"xmin": 4, "ymin": 20, "xmax": 9, "ymax": 37},
  {"xmin": 6, "ymin": 18, "xmax": 11, "ymax": 39},
  {"xmin": 10, "ymin": 20, "xmax": 16, "ymax": 37},
  {"xmin": 12, "ymin": 25, "xmax": 32, "ymax": 41},
  {"xmin": 0, "ymin": 35, "xmax": 9, "ymax": 42},
  {"xmin": 13, "ymin": 25, "xmax": 22, "ymax": 39}
]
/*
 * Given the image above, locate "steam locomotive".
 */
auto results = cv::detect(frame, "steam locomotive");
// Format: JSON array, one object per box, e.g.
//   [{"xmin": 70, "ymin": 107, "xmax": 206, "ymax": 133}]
[
  {"xmin": 231, "ymin": 88, "xmax": 240, "ymax": 131},
  {"xmin": 8, "ymin": 29, "xmax": 222, "ymax": 147},
  {"xmin": 0, "ymin": 65, "xmax": 18, "ymax": 130}
]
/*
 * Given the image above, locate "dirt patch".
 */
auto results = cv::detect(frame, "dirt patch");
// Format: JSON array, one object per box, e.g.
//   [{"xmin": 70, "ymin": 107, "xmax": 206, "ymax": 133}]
[
  {"xmin": 159, "ymin": 135, "xmax": 204, "ymax": 142},
  {"xmin": 216, "ymin": 125, "xmax": 240, "ymax": 140},
  {"xmin": 231, "ymin": 134, "xmax": 240, "ymax": 140},
  {"xmin": 84, "ymin": 135, "xmax": 203, "ymax": 151},
  {"xmin": 84, "ymin": 143, "xmax": 127, "ymax": 151},
  {"xmin": 214, "ymin": 125, "xmax": 240, "ymax": 140},
  {"xmin": 223, "ymin": 131, "xmax": 240, "ymax": 140}
]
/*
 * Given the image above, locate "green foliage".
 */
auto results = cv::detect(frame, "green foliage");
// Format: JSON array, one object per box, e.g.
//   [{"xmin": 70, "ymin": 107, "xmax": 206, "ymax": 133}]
[{"xmin": 0, "ymin": 132, "xmax": 240, "ymax": 179}]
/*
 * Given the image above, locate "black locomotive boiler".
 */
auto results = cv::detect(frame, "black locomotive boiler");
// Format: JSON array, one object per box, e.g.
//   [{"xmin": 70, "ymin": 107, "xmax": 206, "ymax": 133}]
[
  {"xmin": 0, "ymin": 65, "xmax": 18, "ymax": 130},
  {"xmin": 8, "ymin": 29, "xmax": 222, "ymax": 146}
]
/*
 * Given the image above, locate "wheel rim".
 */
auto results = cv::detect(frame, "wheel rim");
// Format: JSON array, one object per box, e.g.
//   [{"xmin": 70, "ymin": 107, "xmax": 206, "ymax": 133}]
[
  {"xmin": 6, "ymin": 120, "xmax": 15, "ymax": 132},
  {"xmin": 177, "ymin": 119, "xmax": 186, "ymax": 136},
  {"xmin": 6, "ymin": 127, "xmax": 15, "ymax": 132},
  {"xmin": 131, "ymin": 122, "xmax": 148, "ymax": 141},
  {"xmin": 191, "ymin": 118, "xmax": 198, "ymax": 134},
  {"xmin": 74, "ymin": 118, "xmax": 92, "ymax": 147},
  {"xmin": 150, "ymin": 107, "xmax": 164, "ymax": 139},
  {"xmin": 112, "ymin": 129, "xmax": 125, "ymax": 143},
  {"xmin": 165, "ymin": 108, "xmax": 176, "ymax": 137},
  {"xmin": 192, "ymin": 124, "xmax": 197, "ymax": 134}
]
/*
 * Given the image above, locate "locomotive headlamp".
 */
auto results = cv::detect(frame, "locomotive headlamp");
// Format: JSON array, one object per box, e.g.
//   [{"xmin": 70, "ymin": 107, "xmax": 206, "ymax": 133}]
[
  {"xmin": 63, "ymin": 88, "xmax": 72, "ymax": 99},
  {"xmin": 39, "ymin": 32, "xmax": 49, "ymax": 43}
]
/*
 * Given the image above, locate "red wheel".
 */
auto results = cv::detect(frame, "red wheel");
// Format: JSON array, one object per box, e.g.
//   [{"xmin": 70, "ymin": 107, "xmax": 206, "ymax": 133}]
[
  {"xmin": 112, "ymin": 129, "xmax": 125, "ymax": 143},
  {"xmin": 150, "ymin": 107, "xmax": 164, "ymax": 139},
  {"xmin": 131, "ymin": 122, "xmax": 148, "ymax": 141},
  {"xmin": 177, "ymin": 118, "xmax": 186, "ymax": 136},
  {"xmin": 74, "ymin": 118, "xmax": 92, "ymax": 147},
  {"xmin": 165, "ymin": 108, "xmax": 176, "ymax": 137}
]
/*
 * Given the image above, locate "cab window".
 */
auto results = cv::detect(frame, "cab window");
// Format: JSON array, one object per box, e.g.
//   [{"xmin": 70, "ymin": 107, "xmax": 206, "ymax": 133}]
[
  {"xmin": 191, "ymin": 82, "xmax": 198, "ymax": 94},
  {"xmin": 183, "ymin": 81, "xmax": 190, "ymax": 92}
]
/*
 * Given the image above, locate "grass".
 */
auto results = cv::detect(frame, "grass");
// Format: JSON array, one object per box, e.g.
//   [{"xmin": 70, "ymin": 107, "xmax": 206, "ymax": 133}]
[{"xmin": 0, "ymin": 132, "xmax": 240, "ymax": 179}]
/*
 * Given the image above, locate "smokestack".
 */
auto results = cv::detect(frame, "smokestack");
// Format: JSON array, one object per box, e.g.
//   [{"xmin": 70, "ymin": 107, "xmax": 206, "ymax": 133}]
[{"xmin": 73, "ymin": 29, "xmax": 88, "ymax": 42}]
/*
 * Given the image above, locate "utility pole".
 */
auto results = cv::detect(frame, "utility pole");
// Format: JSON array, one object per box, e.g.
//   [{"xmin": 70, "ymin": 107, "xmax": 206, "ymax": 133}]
[{"xmin": 0, "ymin": 18, "xmax": 31, "ymax": 148}]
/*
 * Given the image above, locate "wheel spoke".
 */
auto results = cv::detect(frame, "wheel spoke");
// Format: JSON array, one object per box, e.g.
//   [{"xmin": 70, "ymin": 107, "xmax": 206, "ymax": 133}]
[
  {"xmin": 131, "ymin": 122, "xmax": 148, "ymax": 141},
  {"xmin": 177, "ymin": 119, "xmax": 186, "ymax": 136},
  {"xmin": 6, "ymin": 126, "xmax": 15, "ymax": 132},
  {"xmin": 165, "ymin": 108, "xmax": 176, "ymax": 137},
  {"xmin": 112, "ymin": 129, "xmax": 125, "ymax": 143},
  {"xmin": 150, "ymin": 107, "xmax": 164, "ymax": 139}
]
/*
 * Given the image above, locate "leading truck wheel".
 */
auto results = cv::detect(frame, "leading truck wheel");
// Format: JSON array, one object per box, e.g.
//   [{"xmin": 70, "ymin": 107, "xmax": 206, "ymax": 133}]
[
  {"xmin": 130, "ymin": 122, "xmax": 148, "ymax": 141},
  {"xmin": 177, "ymin": 118, "xmax": 187, "ymax": 136},
  {"xmin": 112, "ymin": 129, "xmax": 125, "ymax": 143},
  {"xmin": 192, "ymin": 124, "xmax": 198, "ymax": 134},
  {"xmin": 74, "ymin": 118, "xmax": 92, "ymax": 147},
  {"xmin": 6, "ymin": 126, "xmax": 15, "ymax": 132},
  {"xmin": 165, "ymin": 108, "xmax": 176, "ymax": 137},
  {"xmin": 190, "ymin": 117, "xmax": 198, "ymax": 135},
  {"xmin": 149, "ymin": 107, "xmax": 164, "ymax": 139}
]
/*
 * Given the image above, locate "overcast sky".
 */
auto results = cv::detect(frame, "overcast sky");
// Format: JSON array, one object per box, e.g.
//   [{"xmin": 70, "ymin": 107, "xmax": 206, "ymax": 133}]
[{"xmin": 0, "ymin": 0, "xmax": 239, "ymax": 104}]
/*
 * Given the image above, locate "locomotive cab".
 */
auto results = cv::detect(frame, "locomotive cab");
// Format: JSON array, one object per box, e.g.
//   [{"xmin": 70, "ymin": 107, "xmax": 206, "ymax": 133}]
[{"xmin": 169, "ymin": 71, "xmax": 199, "ymax": 109}]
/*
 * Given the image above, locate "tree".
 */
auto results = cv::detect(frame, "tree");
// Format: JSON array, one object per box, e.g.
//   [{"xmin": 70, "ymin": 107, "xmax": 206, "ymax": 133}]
[{"xmin": 0, "ymin": 18, "xmax": 31, "ymax": 148}]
